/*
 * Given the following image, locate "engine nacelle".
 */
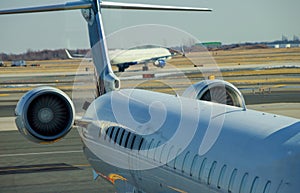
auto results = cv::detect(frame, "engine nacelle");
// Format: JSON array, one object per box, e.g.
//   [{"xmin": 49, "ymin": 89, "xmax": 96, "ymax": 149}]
[
  {"xmin": 153, "ymin": 59, "xmax": 166, "ymax": 68},
  {"xmin": 15, "ymin": 86, "xmax": 75, "ymax": 144},
  {"xmin": 182, "ymin": 79, "xmax": 246, "ymax": 110}
]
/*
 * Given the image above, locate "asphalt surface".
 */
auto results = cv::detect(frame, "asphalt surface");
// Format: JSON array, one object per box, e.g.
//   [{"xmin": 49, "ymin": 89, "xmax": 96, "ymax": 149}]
[{"xmin": 0, "ymin": 129, "xmax": 116, "ymax": 193}]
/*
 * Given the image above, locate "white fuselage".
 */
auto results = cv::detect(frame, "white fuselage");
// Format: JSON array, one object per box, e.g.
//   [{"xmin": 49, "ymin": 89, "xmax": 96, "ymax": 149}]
[
  {"xmin": 110, "ymin": 48, "xmax": 171, "ymax": 65},
  {"xmin": 77, "ymin": 89, "xmax": 300, "ymax": 193}
]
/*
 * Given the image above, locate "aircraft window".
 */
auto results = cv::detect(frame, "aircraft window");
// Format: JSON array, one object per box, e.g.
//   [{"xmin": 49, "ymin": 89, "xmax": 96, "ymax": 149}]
[
  {"xmin": 138, "ymin": 138, "xmax": 144, "ymax": 152},
  {"xmin": 263, "ymin": 181, "xmax": 271, "ymax": 193},
  {"xmin": 181, "ymin": 151, "xmax": 190, "ymax": 173},
  {"xmin": 208, "ymin": 161, "xmax": 217, "ymax": 185},
  {"xmin": 239, "ymin": 173, "xmax": 248, "ymax": 193},
  {"xmin": 159, "ymin": 144, "xmax": 167, "ymax": 163},
  {"xmin": 109, "ymin": 127, "xmax": 116, "ymax": 142},
  {"xmin": 149, "ymin": 141, "xmax": 156, "ymax": 159},
  {"xmin": 130, "ymin": 135, "xmax": 136, "ymax": 150},
  {"xmin": 228, "ymin": 169, "xmax": 237, "ymax": 193},
  {"xmin": 198, "ymin": 158, "xmax": 207, "ymax": 181},
  {"xmin": 118, "ymin": 130, "xmax": 126, "ymax": 146},
  {"xmin": 173, "ymin": 148, "xmax": 182, "ymax": 170},
  {"xmin": 98, "ymin": 127, "xmax": 102, "ymax": 138},
  {"xmin": 104, "ymin": 127, "xmax": 108, "ymax": 140},
  {"xmin": 147, "ymin": 139, "xmax": 154, "ymax": 158},
  {"xmin": 166, "ymin": 145, "xmax": 175, "ymax": 167},
  {"xmin": 124, "ymin": 132, "xmax": 131, "ymax": 148},
  {"xmin": 250, "ymin": 177, "xmax": 259, "ymax": 193},
  {"xmin": 111, "ymin": 127, "xmax": 118, "ymax": 143},
  {"xmin": 113, "ymin": 127, "xmax": 121, "ymax": 144},
  {"xmin": 105, "ymin": 127, "xmax": 112, "ymax": 140},
  {"xmin": 133, "ymin": 135, "xmax": 143, "ymax": 151},
  {"xmin": 190, "ymin": 155, "xmax": 199, "ymax": 177},
  {"xmin": 217, "ymin": 165, "xmax": 227, "ymax": 189},
  {"xmin": 115, "ymin": 128, "xmax": 123, "ymax": 146},
  {"xmin": 154, "ymin": 141, "xmax": 162, "ymax": 161},
  {"xmin": 105, "ymin": 127, "xmax": 146, "ymax": 150}
]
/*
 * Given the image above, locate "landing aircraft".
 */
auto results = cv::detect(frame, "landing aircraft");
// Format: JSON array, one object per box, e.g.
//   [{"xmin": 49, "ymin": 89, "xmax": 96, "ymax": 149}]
[
  {"xmin": 1, "ymin": 1, "xmax": 300, "ymax": 193},
  {"xmin": 65, "ymin": 47, "xmax": 172, "ymax": 72}
]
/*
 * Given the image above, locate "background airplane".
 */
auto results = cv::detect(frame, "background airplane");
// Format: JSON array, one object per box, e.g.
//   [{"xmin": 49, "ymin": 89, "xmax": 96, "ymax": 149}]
[
  {"xmin": 65, "ymin": 47, "xmax": 172, "ymax": 72},
  {"xmin": 1, "ymin": 1, "xmax": 299, "ymax": 193}
]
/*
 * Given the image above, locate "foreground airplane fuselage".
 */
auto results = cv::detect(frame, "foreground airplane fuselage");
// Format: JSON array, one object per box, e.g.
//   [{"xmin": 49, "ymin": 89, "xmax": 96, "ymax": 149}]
[{"xmin": 76, "ymin": 89, "xmax": 300, "ymax": 193}]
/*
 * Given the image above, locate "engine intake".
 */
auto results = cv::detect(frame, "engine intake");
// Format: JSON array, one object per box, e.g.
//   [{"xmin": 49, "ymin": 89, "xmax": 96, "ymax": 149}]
[
  {"xmin": 182, "ymin": 80, "xmax": 246, "ymax": 110},
  {"xmin": 15, "ymin": 87, "xmax": 75, "ymax": 143}
]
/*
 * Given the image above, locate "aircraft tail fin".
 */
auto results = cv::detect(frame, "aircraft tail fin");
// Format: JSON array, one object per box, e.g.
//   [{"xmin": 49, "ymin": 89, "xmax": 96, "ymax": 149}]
[
  {"xmin": 100, "ymin": 2, "xmax": 211, "ymax": 12},
  {"xmin": 0, "ymin": 1, "xmax": 91, "ymax": 15},
  {"xmin": 0, "ymin": 1, "xmax": 211, "ymax": 15},
  {"xmin": 182, "ymin": 45, "xmax": 186, "ymax": 57},
  {"xmin": 65, "ymin": 49, "xmax": 74, "ymax": 59}
]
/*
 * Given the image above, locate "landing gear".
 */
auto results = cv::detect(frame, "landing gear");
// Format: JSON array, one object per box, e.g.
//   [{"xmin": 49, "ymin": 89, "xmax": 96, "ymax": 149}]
[
  {"xmin": 142, "ymin": 65, "xmax": 148, "ymax": 71},
  {"xmin": 117, "ymin": 64, "xmax": 130, "ymax": 72},
  {"xmin": 142, "ymin": 66, "xmax": 149, "ymax": 71},
  {"xmin": 118, "ymin": 66, "xmax": 125, "ymax": 72}
]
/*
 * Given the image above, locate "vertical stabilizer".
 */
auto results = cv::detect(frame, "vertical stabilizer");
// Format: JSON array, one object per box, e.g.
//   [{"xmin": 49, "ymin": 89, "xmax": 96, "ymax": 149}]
[{"xmin": 82, "ymin": 0, "xmax": 120, "ymax": 96}]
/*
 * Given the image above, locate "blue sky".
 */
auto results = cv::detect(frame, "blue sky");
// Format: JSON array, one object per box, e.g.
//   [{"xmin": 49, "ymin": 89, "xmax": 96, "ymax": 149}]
[{"xmin": 0, "ymin": 0, "xmax": 299, "ymax": 53}]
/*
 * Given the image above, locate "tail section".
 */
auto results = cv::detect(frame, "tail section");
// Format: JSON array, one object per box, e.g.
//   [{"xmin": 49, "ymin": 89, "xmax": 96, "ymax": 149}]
[
  {"xmin": 0, "ymin": 0, "xmax": 211, "ymax": 96},
  {"xmin": 82, "ymin": 0, "xmax": 120, "ymax": 95},
  {"xmin": 65, "ymin": 49, "xmax": 74, "ymax": 59}
]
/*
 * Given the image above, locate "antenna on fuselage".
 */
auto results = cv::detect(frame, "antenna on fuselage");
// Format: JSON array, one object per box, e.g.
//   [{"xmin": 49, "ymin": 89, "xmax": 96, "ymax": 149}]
[{"xmin": 0, "ymin": 0, "xmax": 212, "ymax": 96}]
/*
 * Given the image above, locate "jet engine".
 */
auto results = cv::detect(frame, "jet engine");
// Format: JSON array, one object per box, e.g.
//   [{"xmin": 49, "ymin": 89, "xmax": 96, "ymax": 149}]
[
  {"xmin": 15, "ymin": 86, "xmax": 75, "ymax": 143},
  {"xmin": 153, "ymin": 59, "xmax": 166, "ymax": 68},
  {"xmin": 182, "ymin": 79, "xmax": 246, "ymax": 109}
]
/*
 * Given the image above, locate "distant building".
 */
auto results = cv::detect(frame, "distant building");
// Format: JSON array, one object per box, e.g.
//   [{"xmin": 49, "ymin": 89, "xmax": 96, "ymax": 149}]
[
  {"xmin": 268, "ymin": 43, "xmax": 300, "ymax": 48},
  {"xmin": 267, "ymin": 35, "xmax": 300, "ymax": 48},
  {"xmin": 11, "ymin": 60, "xmax": 26, "ymax": 67},
  {"xmin": 291, "ymin": 43, "xmax": 300, "ymax": 48},
  {"xmin": 196, "ymin": 42, "xmax": 222, "ymax": 49}
]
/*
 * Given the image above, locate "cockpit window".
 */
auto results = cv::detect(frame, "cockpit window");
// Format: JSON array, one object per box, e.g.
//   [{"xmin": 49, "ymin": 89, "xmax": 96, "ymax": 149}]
[{"xmin": 104, "ymin": 126, "xmax": 147, "ymax": 151}]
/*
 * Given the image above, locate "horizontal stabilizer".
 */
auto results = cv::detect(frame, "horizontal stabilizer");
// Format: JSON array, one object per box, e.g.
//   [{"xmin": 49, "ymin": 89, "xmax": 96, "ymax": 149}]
[
  {"xmin": 0, "ymin": 1, "xmax": 91, "ymax": 15},
  {"xmin": 101, "ymin": 2, "xmax": 212, "ymax": 12},
  {"xmin": 0, "ymin": 1, "xmax": 211, "ymax": 15}
]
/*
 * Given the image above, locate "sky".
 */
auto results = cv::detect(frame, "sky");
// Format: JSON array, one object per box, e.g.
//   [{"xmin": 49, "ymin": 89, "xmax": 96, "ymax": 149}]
[{"xmin": 0, "ymin": 0, "xmax": 300, "ymax": 54}]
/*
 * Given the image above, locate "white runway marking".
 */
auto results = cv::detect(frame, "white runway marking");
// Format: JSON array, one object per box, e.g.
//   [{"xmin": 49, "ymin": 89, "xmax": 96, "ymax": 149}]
[{"xmin": 0, "ymin": 150, "xmax": 83, "ymax": 158}]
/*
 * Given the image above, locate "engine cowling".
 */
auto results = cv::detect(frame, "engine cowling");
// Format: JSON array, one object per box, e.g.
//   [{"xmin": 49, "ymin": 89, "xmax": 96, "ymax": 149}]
[
  {"xmin": 153, "ymin": 59, "xmax": 166, "ymax": 68},
  {"xmin": 182, "ymin": 79, "xmax": 246, "ymax": 110},
  {"xmin": 15, "ymin": 86, "xmax": 75, "ymax": 143}
]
